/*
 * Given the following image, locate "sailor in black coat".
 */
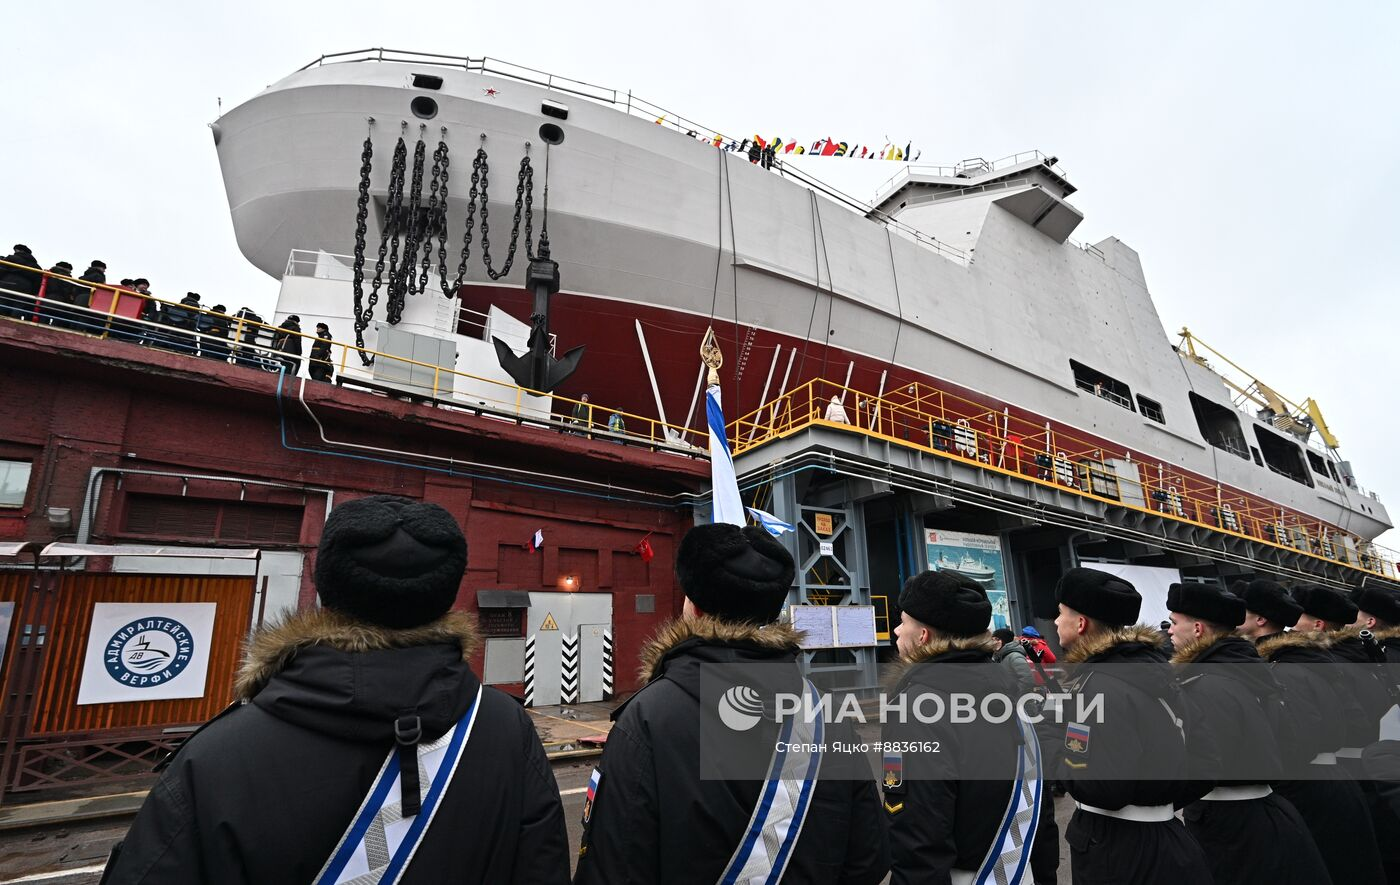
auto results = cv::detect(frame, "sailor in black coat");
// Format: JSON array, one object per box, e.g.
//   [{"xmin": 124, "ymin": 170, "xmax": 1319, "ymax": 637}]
[
  {"xmin": 1165, "ymin": 582, "xmax": 1331, "ymax": 885},
  {"xmin": 1242, "ymin": 579, "xmax": 1387, "ymax": 885},
  {"xmin": 102, "ymin": 496, "xmax": 570, "ymax": 884},
  {"xmin": 573, "ymin": 523, "xmax": 888, "ymax": 885},
  {"xmin": 1051, "ymin": 568, "xmax": 1212, "ymax": 885},
  {"xmin": 0, "ymin": 243, "xmax": 42, "ymax": 319},
  {"xmin": 882, "ymin": 570, "xmax": 1037, "ymax": 884}
]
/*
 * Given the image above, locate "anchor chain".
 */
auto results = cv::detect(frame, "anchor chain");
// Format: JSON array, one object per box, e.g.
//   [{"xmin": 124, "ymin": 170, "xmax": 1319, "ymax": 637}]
[
  {"xmin": 351, "ymin": 133, "xmax": 538, "ymax": 341},
  {"xmin": 350, "ymin": 131, "xmax": 375, "ymax": 364},
  {"xmin": 479, "ymin": 147, "xmax": 534, "ymax": 280},
  {"xmin": 389, "ymin": 136, "xmax": 427, "ymax": 322},
  {"xmin": 375, "ymin": 135, "xmax": 409, "ymax": 336}
]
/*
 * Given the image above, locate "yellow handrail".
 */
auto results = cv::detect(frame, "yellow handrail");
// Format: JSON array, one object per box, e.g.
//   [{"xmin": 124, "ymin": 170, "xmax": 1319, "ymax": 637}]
[{"xmin": 726, "ymin": 374, "xmax": 1399, "ymax": 580}]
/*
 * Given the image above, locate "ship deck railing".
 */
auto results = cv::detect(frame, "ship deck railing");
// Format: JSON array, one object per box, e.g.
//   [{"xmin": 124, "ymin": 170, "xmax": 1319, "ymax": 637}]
[
  {"xmin": 872, "ymin": 150, "xmax": 1070, "ymax": 201},
  {"xmin": 0, "ymin": 259, "xmax": 709, "ymax": 456},
  {"xmin": 291, "ymin": 49, "xmax": 972, "ymax": 267},
  {"xmin": 726, "ymin": 374, "xmax": 1400, "ymax": 582}
]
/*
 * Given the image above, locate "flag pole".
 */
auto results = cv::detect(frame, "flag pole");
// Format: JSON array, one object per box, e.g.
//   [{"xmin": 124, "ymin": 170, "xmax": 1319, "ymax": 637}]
[{"xmin": 702, "ymin": 327, "xmax": 746, "ymax": 527}]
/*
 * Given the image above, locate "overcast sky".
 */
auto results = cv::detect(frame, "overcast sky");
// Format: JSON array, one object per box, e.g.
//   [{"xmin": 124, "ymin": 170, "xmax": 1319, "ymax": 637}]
[{"xmin": 5, "ymin": 2, "xmax": 1397, "ymax": 550}]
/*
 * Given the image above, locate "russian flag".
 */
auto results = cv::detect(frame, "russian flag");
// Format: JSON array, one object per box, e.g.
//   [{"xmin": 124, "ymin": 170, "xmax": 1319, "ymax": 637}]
[{"xmin": 528, "ymin": 529, "xmax": 544, "ymax": 553}]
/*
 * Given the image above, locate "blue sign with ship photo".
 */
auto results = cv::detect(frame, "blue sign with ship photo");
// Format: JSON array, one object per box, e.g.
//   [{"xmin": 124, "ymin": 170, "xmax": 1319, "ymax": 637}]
[{"xmin": 925, "ymin": 529, "xmax": 1010, "ymax": 630}]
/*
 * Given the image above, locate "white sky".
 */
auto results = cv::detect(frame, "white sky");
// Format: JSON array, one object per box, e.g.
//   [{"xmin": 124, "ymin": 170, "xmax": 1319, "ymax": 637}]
[{"xmin": 5, "ymin": 1, "xmax": 1398, "ymax": 549}]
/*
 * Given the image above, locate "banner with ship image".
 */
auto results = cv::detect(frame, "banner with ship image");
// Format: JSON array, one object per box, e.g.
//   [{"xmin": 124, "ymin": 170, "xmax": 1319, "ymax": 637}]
[
  {"xmin": 76, "ymin": 602, "xmax": 218, "ymax": 705},
  {"xmin": 924, "ymin": 530, "xmax": 1011, "ymax": 630}
]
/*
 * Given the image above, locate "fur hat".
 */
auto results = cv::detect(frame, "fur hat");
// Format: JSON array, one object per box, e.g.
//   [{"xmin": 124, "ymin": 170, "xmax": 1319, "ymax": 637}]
[
  {"xmin": 90, "ymin": 260, "xmax": 106, "ymax": 270},
  {"xmin": 1356, "ymin": 587, "xmax": 1400, "ymax": 626},
  {"xmin": 13, "ymin": 244, "xmax": 30, "ymax": 253},
  {"xmin": 1167, "ymin": 583, "xmax": 1245, "ymax": 628},
  {"xmin": 899, "ymin": 570, "xmax": 992, "ymax": 637},
  {"xmin": 1241, "ymin": 578, "xmax": 1302, "ymax": 628},
  {"xmin": 1292, "ymin": 585, "xmax": 1357, "ymax": 627},
  {"xmin": 54, "ymin": 261, "xmax": 72, "ymax": 271},
  {"xmin": 1056, "ymin": 567, "xmax": 1141, "ymax": 627},
  {"xmin": 676, "ymin": 523, "xmax": 794, "ymax": 625},
  {"xmin": 313, "ymin": 495, "xmax": 467, "ymax": 629}
]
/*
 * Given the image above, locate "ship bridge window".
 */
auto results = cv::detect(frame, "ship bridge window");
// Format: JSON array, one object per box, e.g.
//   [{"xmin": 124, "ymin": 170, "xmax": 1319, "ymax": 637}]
[
  {"xmin": 1136, "ymin": 395, "xmax": 1165, "ymax": 424},
  {"xmin": 1306, "ymin": 449, "xmax": 1331, "ymax": 479},
  {"xmin": 1070, "ymin": 361, "xmax": 1134, "ymax": 411},
  {"xmin": 1253, "ymin": 425, "xmax": 1314, "ymax": 487},
  {"xmin": 412, "ymin": 74, "xmax": 444, "ymax": 90},
  {"xmin": 1188, "ymin": 392, "xmax": 1249, "ymax": 460}
]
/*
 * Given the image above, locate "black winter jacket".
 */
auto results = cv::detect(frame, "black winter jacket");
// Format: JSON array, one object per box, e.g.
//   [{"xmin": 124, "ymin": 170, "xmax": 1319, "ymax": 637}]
[
  {"xmin": 1056, "ymin": 625, "xmax": 1198, "ymax": 809},
  {"xmin": 43, "ymin": 266, "xmax": 84, "ymax": 305},
  {"xmin": 1256, "ymin": 630, "xmax": 1363, "ymax": 758},
  {"xmin": 0, "ymin": 249, "xmax": 42, "ymax": 294},
  {"xmin": 1173, "ymin": 633, "xmax": 1332, "ymax": 885},
  {"xmin": 882, "ymin": 635, "xmax": 1026, "ymax": 884},
  {"xmin": 101, "ymin": 610, "xmax": 569, "ymax": 885},
  {"xmin": 273, "ymin": 318, "xmax": 303, "ymax": 355},
  {"xmin": 1172, "ymin": 633, "xmax": 1286, "ymax": 788},
  {"xmin": 1325, "ymin": 629, "xmax": 1394, "ymax": 747},
  {"xmin": 573, "ymin": 616, "xmax": 888, "ymax": 885}
]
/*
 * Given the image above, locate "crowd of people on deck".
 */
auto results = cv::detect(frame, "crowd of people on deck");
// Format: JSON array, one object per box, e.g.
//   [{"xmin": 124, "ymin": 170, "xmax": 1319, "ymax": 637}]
[{"xmin": 1, "ymin": 243, "xmax": 336, "ymax": 382}]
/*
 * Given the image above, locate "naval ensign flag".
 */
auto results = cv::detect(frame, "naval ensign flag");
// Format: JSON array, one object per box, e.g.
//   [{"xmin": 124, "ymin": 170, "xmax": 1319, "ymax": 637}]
[{"xmin": 706, "ymin": 384, "xmax": 746, "ymax": 527}]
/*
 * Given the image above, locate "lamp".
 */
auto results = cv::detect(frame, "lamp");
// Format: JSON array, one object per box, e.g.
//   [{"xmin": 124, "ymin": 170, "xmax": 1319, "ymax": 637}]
[{"xmin": 46, "ymin": 507, "xmax": 72, "ymax": 530}]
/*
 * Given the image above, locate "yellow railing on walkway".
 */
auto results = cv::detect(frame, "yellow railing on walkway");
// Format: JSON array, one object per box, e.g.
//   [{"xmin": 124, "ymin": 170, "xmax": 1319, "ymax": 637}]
[
  {"xmin": 0, "ymin": 258, "xmax": 707, "ymax": 452},
  {"xmin": 728, "ymin": 376, "xmax": 1400, "ymax": 581}
]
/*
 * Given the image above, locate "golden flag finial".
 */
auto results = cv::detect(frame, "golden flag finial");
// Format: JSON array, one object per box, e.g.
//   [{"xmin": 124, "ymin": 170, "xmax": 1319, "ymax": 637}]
[{"xmin": 700, "ymin": 326, "xmax": 723, "ymax": 386}]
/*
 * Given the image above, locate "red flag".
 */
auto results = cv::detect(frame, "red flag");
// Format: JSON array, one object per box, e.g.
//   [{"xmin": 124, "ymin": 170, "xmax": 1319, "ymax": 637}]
[
  {"xmin": 820, "ymin": 138, "xmax": 839, "ymax": 157},
  {"xmin": 753, "ymin": 134, "xmax": 767, "ymax": 149},
  {"xmin": 634, "ymin": 535, "xmax": 655, "ymax": 563},
  {"xmin": 784, "ymin": 141, "xmax": 796, "ymax": 154}
]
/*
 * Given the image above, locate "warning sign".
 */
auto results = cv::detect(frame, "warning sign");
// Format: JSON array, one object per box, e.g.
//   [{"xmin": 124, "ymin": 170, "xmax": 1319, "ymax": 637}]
[
  {"xmin": 814, "ymin": 513, "xmax": 834, "ymax": 536},
  {"xmin": 540, "ymin": 612, "xmax": 559, "ymax": 631}
]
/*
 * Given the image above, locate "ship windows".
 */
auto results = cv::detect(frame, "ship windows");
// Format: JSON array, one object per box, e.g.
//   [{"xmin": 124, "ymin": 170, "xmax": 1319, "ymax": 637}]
[
  {"xmin": 412, "ymin": 74, "xmax": 444, "ymax": 90},
  {"xmin": 1306, "ymin": 450, "xmax": 1332, "ymax": 479},
  {"xmin": 1188, "ymin": 393, "xmax": 1249, "ymax": 460},
  {"xmin": 1070, "ymin": 361, "xmax": 1134, "ymax": 411},
  {"xmin": 1137, "ymin": 395, "xmax": 1165, "ymax": 424},
  {"xmin": 0, "ymin": 459, "xmax": 32, "ymax": 508},
  {"xmin": 1253, "ymin": 425, "xmax": 1314, "ymax": 487},
  {"xmin": 411, "ymin": 96, "xmax": 439, "ymax": 120}
]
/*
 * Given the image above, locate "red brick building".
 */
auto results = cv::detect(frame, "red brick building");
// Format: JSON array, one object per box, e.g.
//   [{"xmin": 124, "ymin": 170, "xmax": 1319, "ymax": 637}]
[{"xmin": 0, "ymin": 319, "xmax": 705, "ymax": 700}]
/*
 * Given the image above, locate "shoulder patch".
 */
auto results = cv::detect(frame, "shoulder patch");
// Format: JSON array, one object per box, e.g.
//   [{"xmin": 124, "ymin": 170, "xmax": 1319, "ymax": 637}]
[
  {"xmin": 582, "ymin": 766, "xmax": 601, "ymax": 825},
  {"xmin": 881, "ymin": 750, "xmax": 904, "ymax": 793},
  {"xmin": 1065, "ymin": 721, "xmax": 1091, "ymax": 755}
]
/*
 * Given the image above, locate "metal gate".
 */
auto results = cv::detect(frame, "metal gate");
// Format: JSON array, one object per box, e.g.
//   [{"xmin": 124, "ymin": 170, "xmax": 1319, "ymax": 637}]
[{"xmin": 0, "ymin": 568, "xmax": 253, "ymax": 802}]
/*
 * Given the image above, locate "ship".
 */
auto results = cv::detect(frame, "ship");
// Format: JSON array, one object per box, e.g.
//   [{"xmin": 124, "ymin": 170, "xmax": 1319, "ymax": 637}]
[{"xmin": 211, "ymin": 49, "xmax": 1398, "ymax": 649}]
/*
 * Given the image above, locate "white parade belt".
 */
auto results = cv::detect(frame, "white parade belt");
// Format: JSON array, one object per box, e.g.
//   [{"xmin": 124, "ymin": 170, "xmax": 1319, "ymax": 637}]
[
  {"xmin": 1336, "ymin": 747, "xmax": 1363, "ymax": 759},
  {"xmin": 1201, "ymin": 784, "xmax": 1272, "ymax": 801},
  {"xmin": 1310, "ymin": 752, "xmax": 1337, "ymax": 765},
  {"xmin": 1075, "ymin": 802, "xmax": 1175, "ymax": 823},
  {"xmin": 950, "ymin": 871, "xmax": 976, "ymax": 885}
]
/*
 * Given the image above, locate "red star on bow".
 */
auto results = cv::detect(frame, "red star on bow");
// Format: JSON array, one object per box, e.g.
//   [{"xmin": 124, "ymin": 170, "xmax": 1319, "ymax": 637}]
[{"xmin": 483, "ymin": 88, "xmax": 498, "ymax": 97}]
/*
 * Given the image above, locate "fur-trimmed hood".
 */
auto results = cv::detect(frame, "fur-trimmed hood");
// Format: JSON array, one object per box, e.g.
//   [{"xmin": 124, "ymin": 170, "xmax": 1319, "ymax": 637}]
[
  {"xmin": 1255, "ymin": 629, "xmax": 1339, "ymax": 664},
  {"xmin": 637, "ymin": 615, "xmax": 802, "ymax": 684},
  {"xmin": 901, "ymin": 633, "xmax": 997, "ymax": 664},
  {"xmin": 236, "ymin": 608, "xmax": 480, "ymax": 698},
  {"xmin": 238, "ymin": 608, "xmax": 482, "ymax": 745},
  {"xmin": 1063, "ymin": 624, "xmax": 1167, "ymax": 665},
  {"xmin": 1171, "ymin": 631, "xmax": 1261, "ymax": 666},
  {"xmin": 1372, "ymin": 625, "xmax": 1400, "ymax": 644}
]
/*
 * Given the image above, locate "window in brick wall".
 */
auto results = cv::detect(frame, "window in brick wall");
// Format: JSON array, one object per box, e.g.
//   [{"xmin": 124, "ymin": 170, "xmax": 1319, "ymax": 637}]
[
  {"xmin": 0, "ymin": 460, "xmax": 34, "ymax": 508},
  {"xmin": 497, "ymin": 544, "xmax": 542, "ymax": 586},
  {"xmin": 122, "ymin": 495, "xmax": 303, "ymax": 544}
]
